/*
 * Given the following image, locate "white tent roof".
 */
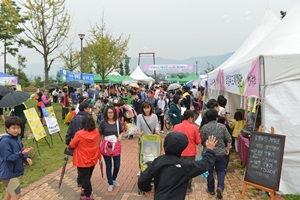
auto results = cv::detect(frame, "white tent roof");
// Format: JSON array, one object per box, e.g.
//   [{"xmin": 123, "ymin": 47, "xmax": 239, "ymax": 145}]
[
  {"xmin": 210, "ymin": 10, "xmax": 279, "ymax": 74},
  {"xmin": 130, "ymin": 66, "xmax": 154, "ymax": 82}
]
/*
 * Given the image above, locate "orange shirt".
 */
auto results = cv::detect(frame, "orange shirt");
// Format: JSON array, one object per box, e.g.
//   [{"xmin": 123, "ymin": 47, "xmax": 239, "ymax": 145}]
[
  {"xmin": 173, "ymin": 120, "xmax": 201, "ymax": 156},
  {"xmin": 69, "ymin": 129, "xmax": 101, "ymax": 167}
]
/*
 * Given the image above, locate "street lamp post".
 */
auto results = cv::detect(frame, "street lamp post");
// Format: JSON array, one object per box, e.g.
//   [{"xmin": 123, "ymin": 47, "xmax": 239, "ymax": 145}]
[
  {"xmin": 78, "ymin": 33, "xmax": 85, "ymax": 95},
  {"xmin": 195, "ymin": 61, "xmax": 199, "ymax": 75}
]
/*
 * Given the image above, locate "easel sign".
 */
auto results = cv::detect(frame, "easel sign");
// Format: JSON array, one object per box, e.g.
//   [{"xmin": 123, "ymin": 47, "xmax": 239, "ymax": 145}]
[
  {"xmin": 42, "ymin": 106, "xmax": 63, "ymax": 145},
  {"xmin": 241, "ymin": 130, "xmax": 285, "ymax": 200},
  {"xmin": 24, "ymin": 108, "xmax": 51, "ymax": 155}
]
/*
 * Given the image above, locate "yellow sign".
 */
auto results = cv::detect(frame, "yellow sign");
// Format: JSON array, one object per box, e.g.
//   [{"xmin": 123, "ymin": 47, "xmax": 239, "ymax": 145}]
[
  {"xmin": 16, "ymin": 84, "xmax": 22, "ymax": 91},
  {"xmin": 24, "ymin": 108, "xmax": 46, "ymax": 141}
]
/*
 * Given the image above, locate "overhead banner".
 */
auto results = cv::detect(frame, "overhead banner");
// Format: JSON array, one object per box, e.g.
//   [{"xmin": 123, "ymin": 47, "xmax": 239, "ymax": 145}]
[
  {"xmin": 42, "ymin": 106, "xmax": 60, "ymax": 135},
  {"xmin": 24, "ymin": 108, "xmax": 46, "ymax": 141},
  {"xmin": 143, "ymin": 64, "xmax": 194, "ymax": 71},
  {"xmin": 208, "ymin": 58, "xmax": 259, "ymax": 97},
  {"xmin": 60, "ymin": 70, "xmax": 94, "ymax": 84},
  {"xmin": 0, "ymin": 72, "xmax": 18, "ymax": 86}
]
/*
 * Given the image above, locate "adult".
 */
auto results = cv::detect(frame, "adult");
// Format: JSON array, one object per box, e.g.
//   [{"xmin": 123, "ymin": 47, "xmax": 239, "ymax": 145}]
[
  {"xmin": 217, "ymin": 95, "xmax": 229, "ymax": 125},
  {"xmin": 156, "ymin": 92, "xmax": 168, "ymax": 133},
  {"xmin": 133, "ymin": 93, "xmax": 142, "ymax": 115},
  {"xmin": 136, "ymin": 102, "xmax": 160, "ymax": 136},
  {"xmin": 52, "ymin": 89, "xmax": 59, "ymax": 103},
  {"xmin": 69, "ymin": 115, "xmax": 100, "ymax": 200},
  {"xmin": 0, "ymin": 96, "xmax": 5, "ymax": 124},
  {"xmin": 191, "ymin": 85, "xmax": 198, "ymax": 99},
  {"xmin": 98, "ymin": 106, "xmax": 123, "ymax": 192},
  {"xmin": 200, "ymin": 109, "xmax": 232, "ymax": 199},
  {"xmin": 181, "ymin": 86, "xmax": 192, "ymax": 110},
  {"xmin": 200, "ymin": 99, "xmax": 219, "ymax": 128},
  {"xmin": 121, "ymin": 90, "xmax": 134, "ymax": 106},
  {"xmin": 13, "ymin": 104, "xmax": 27, "ymax": 139},
  {"xmin": 61, "ymin": 89, "xmax": 70, "ymax": 120},
  {"xmin": 65, "ymin": 102, "xmax": 91, "ymax": 187},
  {"xmin": 168, "ymin": 94, "xmax": 182, "ymax": 127},
  {"xmin": 145, "ymin": 90, "xmax": 156, "ymax": 110},
  {"xmin": 41, "ymin": 90, "xmax": 51, "ymax": 108},
  {"xmin": 138, "ymin": 132, "xmax": 217, "ymax": 200},
  {"xmin": 172, "ymin": 110, "xmax": 201, "ymax": 193},
  {"xmin": 71, "ymin": 89, "xmax": 78, "ymax": 108}
]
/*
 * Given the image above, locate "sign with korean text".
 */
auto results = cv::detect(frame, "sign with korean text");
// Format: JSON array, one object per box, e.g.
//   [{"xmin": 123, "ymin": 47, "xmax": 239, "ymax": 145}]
[{"xmin": 24, "ymin": 108, "xmax": 46, "ymax": 141}]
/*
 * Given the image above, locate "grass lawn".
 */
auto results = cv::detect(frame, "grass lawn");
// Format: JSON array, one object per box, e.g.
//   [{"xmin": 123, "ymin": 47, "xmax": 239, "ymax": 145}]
[{"xmin": 0, "ymin": 99, "xmax": 70, "ymax": 199}]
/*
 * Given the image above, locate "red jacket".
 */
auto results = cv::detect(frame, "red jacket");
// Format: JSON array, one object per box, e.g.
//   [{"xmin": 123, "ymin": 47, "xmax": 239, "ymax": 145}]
[
  {"xmin": 173, "ymin": 120, "xmax": 201, "ymax": 156},
  {"xmin": 69, "ymin": 128, "xmax": 101, "ymax": 167}
]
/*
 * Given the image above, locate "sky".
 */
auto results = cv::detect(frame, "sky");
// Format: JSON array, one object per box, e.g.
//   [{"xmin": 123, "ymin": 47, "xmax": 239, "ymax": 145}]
[{"xmin": 2, "ymin": 0, "xmax": 297, "ymax": 76}]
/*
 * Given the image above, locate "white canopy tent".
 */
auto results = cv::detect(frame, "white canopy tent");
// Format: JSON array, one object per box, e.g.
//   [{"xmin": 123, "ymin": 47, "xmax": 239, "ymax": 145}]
[
  {"xmin": 130, "ymin": 66, "xmax": 154, "ymax": 84},
  {"xmin": 207, "ymin": 2, "xmax": 300, "ymax": 194}
]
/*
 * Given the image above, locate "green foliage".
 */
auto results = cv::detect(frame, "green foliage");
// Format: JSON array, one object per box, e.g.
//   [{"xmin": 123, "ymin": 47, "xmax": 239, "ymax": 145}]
[
  {"xmin": 280, "ymin": 10, "xmax": 287, "ymax": 20},
  {"xmin": 204, "ymin": 61, "xmax": 215, "ymax": 73},
  {"xmin": 0, "ymin": 0, "xmax": 29, "ymax": 73},
  {"xmin": 86, "ymin": 22, "xmax": 130, "ymax": 86},
  {"xmin": 34, "ymin": 76, "xmax": 44, "ymax": 87},
  {"xmin": 119, "ymin": 62, "xmax": 124, "ymax": 76},
  {"xmin": 60, "ymin": 47, "xmax": 80, "ymax": 72},
  {"xmin": 21, "ymin": 0, "xmax": 71, "ymax": 89},
  {"xmin": 285, "ymin": 195, "xmax": 300, "ymax": 200},
  {"xmin": 124, "ymin": 55, "xmax": 130, "ymax": 76}
]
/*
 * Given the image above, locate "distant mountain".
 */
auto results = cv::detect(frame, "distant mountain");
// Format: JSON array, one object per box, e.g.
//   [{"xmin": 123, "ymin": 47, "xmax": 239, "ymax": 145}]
[{"xmin": 129, "ymin": 52, "xmax": 233, "ymax": 74}]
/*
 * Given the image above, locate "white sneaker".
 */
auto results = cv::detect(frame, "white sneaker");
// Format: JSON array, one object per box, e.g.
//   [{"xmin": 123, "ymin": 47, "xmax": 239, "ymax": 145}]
[
  {"xmin": 113, "ymin": 180, "xmax": 120, "ymax": 187},
  {"xmin": 108, "ymin": 185, "xmax": 113, "ymax": 192}
]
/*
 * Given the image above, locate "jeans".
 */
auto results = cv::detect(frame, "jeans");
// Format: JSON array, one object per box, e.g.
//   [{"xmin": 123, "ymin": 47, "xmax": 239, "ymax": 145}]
[
  {"xmin": 62, "ymin": 107, "xmax": 69, "ymax": 120},
  {"xmin": 158, "ymin": 115, "xmax": 164, "ymax": 131},
  {"xmin": 77, "ymin": 167, "xmax": 82, "ymax": 185},
  {"xmin": 207, "ymin": 154, "xmax": 229, "ymax": 192},
  {"xmin": 78, "ymin": 165, "xmax": 95, "ymax": 197},
  {"xmin": 181, "ymin": 156, "xmax": 195, "ymax": 190},
  {"xmin": 103, "ymin": 155, "xmax": 121, "ymax": 185}
]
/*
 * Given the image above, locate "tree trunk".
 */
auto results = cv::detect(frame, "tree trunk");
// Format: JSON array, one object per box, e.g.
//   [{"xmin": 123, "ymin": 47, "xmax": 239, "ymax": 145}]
[
  {"xmin": 4, "ymin": 40, "xmax": 7, "ymax": 73},
  {"xmin": 44, "ymin": 56, "xmax": 49, "ymax": 90}
]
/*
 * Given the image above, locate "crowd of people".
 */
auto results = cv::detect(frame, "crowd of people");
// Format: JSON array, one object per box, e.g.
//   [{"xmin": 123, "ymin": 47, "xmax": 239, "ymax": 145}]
[{"xmin": 0, "ymin": 81, "xmax": 251, "ymax": 200}]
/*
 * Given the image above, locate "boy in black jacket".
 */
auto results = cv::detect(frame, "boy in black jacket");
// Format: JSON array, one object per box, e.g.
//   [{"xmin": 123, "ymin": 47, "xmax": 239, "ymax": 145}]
[{"xmin": 138, "ymin": 132, "xmax": 217, "ymax": 200}]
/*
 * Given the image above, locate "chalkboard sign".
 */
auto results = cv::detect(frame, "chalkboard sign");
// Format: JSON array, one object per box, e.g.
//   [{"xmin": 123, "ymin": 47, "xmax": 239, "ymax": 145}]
[{"xmin": 244, "ymin": 132, "xmax": 285, "ymax": 191}]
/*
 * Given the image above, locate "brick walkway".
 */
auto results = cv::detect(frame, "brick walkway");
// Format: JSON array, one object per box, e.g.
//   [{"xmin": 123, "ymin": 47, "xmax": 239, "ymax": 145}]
[{"xmin": 21, "ymin": 136, "xmax": 285, "ymax": 200}]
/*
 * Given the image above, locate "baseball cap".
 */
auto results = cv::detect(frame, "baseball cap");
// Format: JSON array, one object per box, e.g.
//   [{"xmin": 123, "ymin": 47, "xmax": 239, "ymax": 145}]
[{"xmin": 159, "ymin": 92, "xmax": 165, "ymax": 96}]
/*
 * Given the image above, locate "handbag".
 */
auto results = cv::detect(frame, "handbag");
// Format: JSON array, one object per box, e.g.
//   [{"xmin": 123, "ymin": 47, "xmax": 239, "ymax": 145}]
[
  {"xmin": 142, "ymin": 115, "xmax": 155, "ymax": 134},
  {"xmin": 100, "ymin": 120, "xmax": 121, "ymax": 157},
  {"xmin": 126, "ymin": 122, "xmax": 138, "ymax": 135},
  {"xmin": 155, "ymin": 107, "xmax": 162, "ymax": 115}
]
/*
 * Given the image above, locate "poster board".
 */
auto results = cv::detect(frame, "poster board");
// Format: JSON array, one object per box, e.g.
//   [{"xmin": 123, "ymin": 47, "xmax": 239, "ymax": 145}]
[
  {"xmin": 244, "ymin": 132, "xmax": 285, "ymax": 191},
  {"xmin": 42, "ymin": 106, "xmax": 60, "ymax": 135},
  {"xmin": 24, "ymin": 108, "xmax": 46, "ymax": 141}
]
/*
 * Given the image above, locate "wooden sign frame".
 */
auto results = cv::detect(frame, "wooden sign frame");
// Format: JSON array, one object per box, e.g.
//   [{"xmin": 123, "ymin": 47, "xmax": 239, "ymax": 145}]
[{"xmin": 241, "ymin": 128, "xmax": 285, "ymax": 200}]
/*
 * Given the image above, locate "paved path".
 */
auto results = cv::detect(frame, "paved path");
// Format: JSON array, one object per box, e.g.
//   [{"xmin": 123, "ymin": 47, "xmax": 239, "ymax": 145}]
[{"xmin": 21, "ymin": 136, "xmax": 285, "ymax": 200}]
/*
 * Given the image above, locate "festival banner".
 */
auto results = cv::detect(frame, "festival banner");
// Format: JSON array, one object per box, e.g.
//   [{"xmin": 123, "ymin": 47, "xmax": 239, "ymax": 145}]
[
  {"xmin": 208, "ymin": 58, "xmax": 259, "ymax": 97},
  {"xmin": 24, "ymin": 108, "xmax": 46, "ymax": 141},
  {"xmin": 143, "ymin": 64, "xmax": 194, "ymax": 71},
  {"xmin": 42, "ymin": 106, "xmax": 60, "ymax": 135},
  {"xmin": 60, "ymin": 70, "xmax": 94, "ymax": 84}
]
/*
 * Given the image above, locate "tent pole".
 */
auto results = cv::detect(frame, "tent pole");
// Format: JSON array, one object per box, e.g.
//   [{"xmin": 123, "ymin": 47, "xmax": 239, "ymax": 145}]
[{"xmin": 259, "ymin": 55, "xmax": 266, "ymax": 131}]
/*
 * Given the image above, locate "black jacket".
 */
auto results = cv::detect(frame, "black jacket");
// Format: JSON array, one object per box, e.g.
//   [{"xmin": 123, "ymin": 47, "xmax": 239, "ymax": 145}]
[
  {"xmin": 138, "ymin": 132, "xmax": 216, "ymax": 200},
  {"xmin": 65, "ymin": 111, "xmax": 89, "ymax": 145}
]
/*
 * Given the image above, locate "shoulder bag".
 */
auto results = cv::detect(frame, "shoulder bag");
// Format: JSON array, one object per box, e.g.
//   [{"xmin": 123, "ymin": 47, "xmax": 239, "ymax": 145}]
[
  {"xmin": 100, "ymin": 120, "xmax": 121, "ymax": 157},
  {"xmin": 142, "ymin": 115, "xmax": 155, "ymax": 134}
]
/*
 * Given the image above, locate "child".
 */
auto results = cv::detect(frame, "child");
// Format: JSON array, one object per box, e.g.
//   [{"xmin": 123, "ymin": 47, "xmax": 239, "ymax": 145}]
[
  {"xmin": 232, "ymin": 111, "xmax": 246, "ymax": 152},
  {"xmin": 0, "ymin": 116, "xmax": 33, "ymax": 200},
  {"xmin": 142, "ymin": 145, "xmax": 156, "ymax": 167},
  {"xmin": 138, "ymin": 132, "xmax": 217, "ymax": 199}
]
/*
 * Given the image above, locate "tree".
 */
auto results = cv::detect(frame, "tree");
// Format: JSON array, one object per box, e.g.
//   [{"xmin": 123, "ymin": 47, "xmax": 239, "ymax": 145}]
[
  {"xmin": 124, "ymin": 55, "xmax": 130, "ymax": 76},
  {"xmin": 86, "ymin": 22, "xmax": 129, "ymax": 86},
  {"xmin": 60, "ymin": 47, "xmax": 80, "ymax": 71},
  {"xmin": 0, "ymin": 0, "xmax": 29, "ymax": 73},
  {"xmin": 204, "ymin": 61, "xmax": 215, "ymax": 73},
  {"xmin": 21, "ymin": 0, "xmax": 71, "ymax": 89},
  {"xmin": 118, "ymin": 62, "xmax": 124, "ymax": 76},
  {"xmin": 280, "ymin": 10, "xmax": 287, "ymax": 20},
  {"xmin": 34, "ymin": 76, "xmax": 44, "ymax": 87}
]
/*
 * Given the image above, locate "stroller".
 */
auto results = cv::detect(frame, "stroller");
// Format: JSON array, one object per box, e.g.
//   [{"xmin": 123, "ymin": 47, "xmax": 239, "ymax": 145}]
[{"xmin": 138, "ymin": 134, "xmax": 162, "ymax": 194}]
